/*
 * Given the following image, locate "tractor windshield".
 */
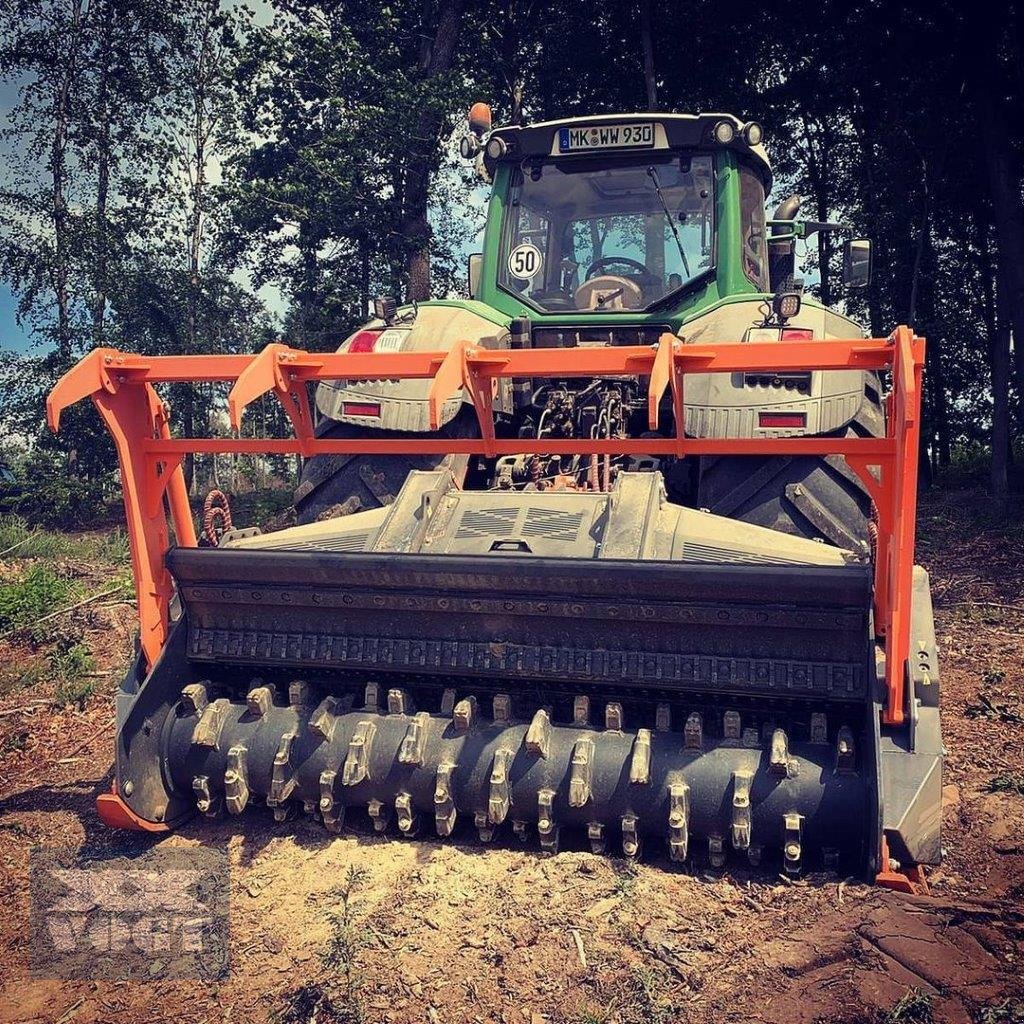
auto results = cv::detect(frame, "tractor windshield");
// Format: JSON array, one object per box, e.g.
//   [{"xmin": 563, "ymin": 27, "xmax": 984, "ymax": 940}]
[{"xmin": 498, "ymin": 151, "xmax": 715, "ymax": 313}]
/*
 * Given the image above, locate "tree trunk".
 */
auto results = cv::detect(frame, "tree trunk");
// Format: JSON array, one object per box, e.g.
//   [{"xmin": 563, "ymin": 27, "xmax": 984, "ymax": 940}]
[
  {"xmin": 400, "ymin": 0, "xmax": 466, "ymax": 301},
  {"xmin": 92, "ymin": 0, "xmax": 112, "ymax": 348},
  {"xmin": 640, "ymin": 0, "xmax": 657, "ymax": 110},
  {"xmin": 50, "ymin": 0, "xmax": 86, "ymax": 363},
  {"xmin": 993, "ymin": 264, "xmax": 1012, "ymax": 498}
]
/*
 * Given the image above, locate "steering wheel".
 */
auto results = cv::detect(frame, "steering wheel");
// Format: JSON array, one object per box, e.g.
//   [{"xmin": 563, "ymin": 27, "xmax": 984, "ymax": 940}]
[{"xmin": 585, "ymin": 255, "xmax": 649, "ymax": 280}]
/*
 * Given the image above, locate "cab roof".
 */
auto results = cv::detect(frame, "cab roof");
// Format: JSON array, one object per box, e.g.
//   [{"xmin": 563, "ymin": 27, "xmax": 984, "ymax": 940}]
[{"xmin": 488, "ymin": 112, "xmax": 772, "ymax": 190}]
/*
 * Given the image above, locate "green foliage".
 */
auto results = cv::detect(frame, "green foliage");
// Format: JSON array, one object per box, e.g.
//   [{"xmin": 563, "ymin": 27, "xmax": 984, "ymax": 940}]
[
  {"xmin": 51, "ymin": 639, "xmax": 98, "ymax": 709},
  {"xmin": 986, "ymin": 775, "xmax": 1024, "ymax": 796},
  {"xmin": 880, "ymin": 990, "xmax": 934, "ymax": 1024},
  {"xmin": 0, "ymin": 565, "xmax": 73, "ymax": 633},
  {"xmin": 0, "ymin": 450, "xmax": 107, "ymax": 530},
  {"xmin": 0, "ymin": 515, "xmax": 129, "ymax": 563},
  {"xmin": 978, "ymin": 1000, "xmax": 1024, "ymax": 1024}
]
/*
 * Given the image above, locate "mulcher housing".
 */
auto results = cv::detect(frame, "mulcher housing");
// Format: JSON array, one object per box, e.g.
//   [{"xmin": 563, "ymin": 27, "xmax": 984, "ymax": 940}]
[{"xmin": 48, "ymin": 324, "xmax": 939, "ymax": 886}]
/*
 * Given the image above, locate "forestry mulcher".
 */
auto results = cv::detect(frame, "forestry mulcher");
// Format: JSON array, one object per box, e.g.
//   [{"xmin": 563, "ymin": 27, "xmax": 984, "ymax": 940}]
[{"xmin": 49, "ymin": 108, "xmax": 940, "ymax": 887}]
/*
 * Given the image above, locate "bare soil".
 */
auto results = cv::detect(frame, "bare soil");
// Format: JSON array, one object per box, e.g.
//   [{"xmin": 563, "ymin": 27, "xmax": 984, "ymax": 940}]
[{"xmin": 1, "ymin": 487, "xmax": 1022, "ymax": 1024}]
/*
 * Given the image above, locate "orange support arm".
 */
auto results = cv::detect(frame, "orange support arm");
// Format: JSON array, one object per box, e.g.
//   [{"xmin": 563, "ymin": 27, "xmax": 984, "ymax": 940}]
[{"xmin": 49, "ymin": 330, "xmax": 926, "ymax": 724}]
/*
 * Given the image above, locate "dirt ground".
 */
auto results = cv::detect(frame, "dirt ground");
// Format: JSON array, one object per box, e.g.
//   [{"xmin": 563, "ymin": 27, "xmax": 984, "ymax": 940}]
[{"xmin": 0, "ymin": 487, "xmax": 1022, "ymax": 1024}]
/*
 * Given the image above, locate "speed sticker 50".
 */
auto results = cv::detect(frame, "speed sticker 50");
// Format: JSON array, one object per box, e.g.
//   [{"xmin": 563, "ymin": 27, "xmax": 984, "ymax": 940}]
[{"xmin": 507, "ymin": 243, "xmax": 542, "ymax": 280}]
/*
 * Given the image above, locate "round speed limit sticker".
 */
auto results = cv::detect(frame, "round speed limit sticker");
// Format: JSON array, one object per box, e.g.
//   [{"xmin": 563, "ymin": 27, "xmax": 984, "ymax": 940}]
[{"xmin": 507, "ymin": 242, "xmax": 542, "ymax": 280}]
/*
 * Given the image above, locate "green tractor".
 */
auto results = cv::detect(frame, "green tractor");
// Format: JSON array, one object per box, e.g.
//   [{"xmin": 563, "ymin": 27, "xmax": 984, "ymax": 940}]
[{"xmin": 295, "ymin": 108, "xmax": 879, "ymax": 553}]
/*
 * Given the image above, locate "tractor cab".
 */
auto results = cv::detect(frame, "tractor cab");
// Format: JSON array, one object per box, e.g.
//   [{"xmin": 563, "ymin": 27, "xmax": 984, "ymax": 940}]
[{"xmin": 467, "ymin": 112, "xmax": 774, "ymax": 321}]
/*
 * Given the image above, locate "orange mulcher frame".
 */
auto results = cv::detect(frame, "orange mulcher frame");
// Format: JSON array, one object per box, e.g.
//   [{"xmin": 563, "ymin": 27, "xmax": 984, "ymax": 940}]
[{"xmin": 47, "ymin": 327, "xmax": 924, "ymax": 733}]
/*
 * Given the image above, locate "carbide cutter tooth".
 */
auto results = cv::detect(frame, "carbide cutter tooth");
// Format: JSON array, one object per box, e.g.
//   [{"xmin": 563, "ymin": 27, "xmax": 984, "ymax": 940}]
[
  {"xmin": 192, "ymin": 775, "xmax": 219, "ymax": 817},
  {"xmin": 246, "ymin": 685, "xmax": 272, "ymax": 718},
  {"xmin": 342, "ymin": 720, "xmax": 377, "ymax": 786},
  {"xmin": 629, "ymin": 729, "xmax": 652, "ymax": 785},
  {"xmin": 398, "ymin": 712, "xmax": 429, "ymax": 766},
  {"xmin": 810, "ymin": 711, "xmax": 828, "ymax": 744},
  {"xmin": 731, "ymin": 770, "xmax": 752, "ymax": 850},
  {"xmin": 668, "ymin": 781, "xmax": 689, "ymax": 862},
  {"xmin": 440, "ymin": 688, "xmax": 456, "ymax": 715},
  {"xmin": 434, "ymin": 761, "xmax": 456, "ymax": 836},
  {"xmin": 267, "ymin": 731, "xmax": 297, "ymax": 811},
  {"xmin": 488, "ymin": 748, "xmax": 513, "ymax": 824},
  {"xmin": 475, "ymin": 810, "xmax": 494, "ymax": 842},
  {"xmin": 573, "ymin": 695, "xmax": 590, "ymax": 727},
  {"xmin": 587, "ymin": 822, "xmax": 605, "ymax": 854},
  {"xmin": 364, "ymin": 681, "xmax": 380, "ymax": 710},
  {"xmin": 192, "ymin": 698, "xmax": 230, "ymax": 749},
  {"xmin": 568, "ymin": 736, "xmax": 594, "ymax": 807},
  {"xmin": 289, "ymin": 679, "xmax": 313, "ymax": 707},
  {"xmin": 453, "ymin": 696, "xmax": 478, "ymax": 733},
  {"xmin": 770, "ymin": 728, "xmax": 790, "ymax": 775},
  {"xmin": 836, "ymin": 725, "xmax": 856, "ymax": 774},
  {"xmin": 387, "ymin": 688, "xmax": 411, "ymax": 715},
  {"xmin": 492, "ymin": 693, "xmax": 511, "ymax": 724},
  {"xmin": 368, "ymin": 798, "xmax": 389, "ymax": 833},
  {"xmin": 708, "ymin": 834, "xmax": 726, "ymax": 868},
  {"xmin": 319, "ymin": 768, "xmax": 343, "ymax": 832},
  {"xmin": 308, "ymin": 696, "xmax": 339, "ymax": 743},
  {"xmin": 621, "ymin": 812, "xmax": 640, "ymax": 858},
  {"xmin": 395, "ymin": 792, "xmax": 418, "ymax": 835},
  {"xmin": 224, "ymin": 745, "xmax": 250, "ymax": 815},
  {"xmin": 537, "ymin": 788, "xmax": 558, "ymax": 853},
  {"xmin": 655, "ymin": 703, "xmax": 671, "ymax": 733},
  {"xmin": 180, "ymin": 683, "xmax": 209, "ymax": 716},
  {"xmin": 684, "ymin": 712, "xmax": 703, "ymax": 751},
  {"xmin": 525, "ymin": 709, "xmax": 551, "ymax": 759},
  {"xmin": 605, "ymin": 702, "xmax": 623, "ymax": 732},
  {"xmin": 512, "ymin": 820, "xmax": 529, "ymax": 842},
  {"xmin": 783, "ymin": 812, "xmax": 804, "ymax": 876},
  {"xmin": 723, "ymin": 710, "xmax": 741, "ymax": 742}
]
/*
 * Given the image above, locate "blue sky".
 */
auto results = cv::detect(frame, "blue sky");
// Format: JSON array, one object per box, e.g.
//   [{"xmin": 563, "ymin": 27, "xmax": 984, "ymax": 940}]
[{"xmin": 0, "ymin": 286, "xmax": 32, "ymax": 354}]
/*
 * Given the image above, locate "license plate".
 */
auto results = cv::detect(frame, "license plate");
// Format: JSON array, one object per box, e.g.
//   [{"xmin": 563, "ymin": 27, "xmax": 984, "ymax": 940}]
[{"xmin": 558, "ymin": 122, "xmax": 654, "ymax": 153}]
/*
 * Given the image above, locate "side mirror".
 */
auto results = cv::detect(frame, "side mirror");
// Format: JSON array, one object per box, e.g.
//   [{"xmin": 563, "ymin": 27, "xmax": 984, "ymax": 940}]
[
  {"xmin": 843, "ymin": 238, "xmax": 872, "ymax": 290},
  {"xmin": 467, "ymin": 253, "xmax": 483, "ymax": 299}
]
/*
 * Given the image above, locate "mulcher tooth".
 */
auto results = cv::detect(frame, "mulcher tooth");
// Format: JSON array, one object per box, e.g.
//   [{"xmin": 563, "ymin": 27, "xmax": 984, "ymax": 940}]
[
  {"xmin": 537, "ymin": 788, "xmax": 558, "ymax": 853},
  {"xmin": 368, "ymin": 798, "xmax": 390, "ymax": 833},
  {"xmin": 723, "ymin": 710, "xmax": 741, "ymax": 743},
  {"xmin": 770, "ymin": 728, "xmax": 791, "ymax": 776},
  {"xmin": 246, "ymin": 685, "xmax": 273, "ymax": 718},
  {"xmin": 810, "ymin": 711, "xmax": 828, "ymax": 744},
  {"xmin": 512, "ymin": 820, "xmax": 529, "ymax": 843},
  {"xmin": 655, "ymin": 703, "xmax": 671, "ymax": 733},
  {"xmin": 440, "ymin": 688, "xmax": 456, "ymax": 716},
  {"xmin": 308, "ymin": 697, "xmax": 339, "ymax": 743},
  {"xmin": 668, "ymin": 781, "xmax": 690, "ymax": 862},
  {"xmin": 319, "ymin": 769, "xmax": 344, "ymax": 832},
  {"xmin": 342, "ymin": 720, "xmax": 376, "ymax": 786},
  {"xmin": 434, "ymin": 761, "xmax": 457, "ymax": 836},
  {"xmin": 475, "ymin": 811, "xmax": 495, "ymax": 842},
  {"xmin": 568, "ymin": 736, "xmax": 594, "ymax": 808},
  {"xmin": 621, "ymin": 812, "xmax": 641, "ymax": 859},
  {"xmin": 192, "ymin": 698, "xmax": 230, "ymax": 749},
  {"xmin": 387, "ymin": 688, "xmax": 411, "ymax": 715},
  {"xmin": 684, "ymin": 712, "xmax": 703, "ymax": 751},
  {"xmin": 268, "ymin": 731, "xmax": 297, "ymax": 819},
  {"xmin": 180, "ymin": 682, "xmax": 209, "ymax": 716},
  {"xmin": 629, "ymin": 729, "xmax": 652, "ymax": 785},
  {"xmin": 783, "ymin": 812, "xmax": 804, "ymax": 876},
  {"xmin": 573, "ymin": 695, "xmax": 590, "ymax": 727},
  {"xmin": 289, "ymin": 679, "xmax": 314, "ymax": 707},
  {"xmin": 364, "ymin": 681, "xmax": 380, "ymax": 711},
  {"xmin": 742, "ymin": 727, "xmax": 760, "ymax": 748},
  {"xmin": 605, "ymin": 702, "xmax": 623, "ymax": 732},
  {"xmin": 488, "ymin": 748, "xmax": 513, "ymax": 824},
  {"xmin": 525, "ymin": 709, "xmax": 551, "ymax": 758},
  {"xmin": 747, "ymin": 845, "xmax": 763, "ymax": 867},
  {"xmin": 836, "ymin": 725, "xmax": 856, "ymax": 773},
  {"xmin": 587, "ymin": 822, "xmax": 606, "ymax": 854},
  {"xmin": 192, "ymin": 775, "xmax": 220, "ymax": 817},
  {"xmin": 731, "ymin": 770, "xmax": 752, "ymax": 850},
  {"xmin": 398, "ymin": 712, "xmax": 429, "ymax": 766},
  {"xmin": 453, "ymin": 696, "xmax": 478, "ymax": 733},
  {"xmin": 224, "ymin": 744, "xmax": 250, "ymax": 815},
  {"xmin": 708, "ymin": 834, "xmax": 726, "ymax": 869},
  {"xmin": 395, "ymin": 792, "xmax": 419, "ymax": 836},
  {"xmin": 492, "ymin": 692, "xmax": 511, "ymax": 724}
]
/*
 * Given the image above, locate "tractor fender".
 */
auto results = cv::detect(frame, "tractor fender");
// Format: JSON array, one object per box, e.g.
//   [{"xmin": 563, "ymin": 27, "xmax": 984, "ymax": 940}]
[{"xmin": 314, "ymin": 301, "xmax": 512, "ymax": 432}]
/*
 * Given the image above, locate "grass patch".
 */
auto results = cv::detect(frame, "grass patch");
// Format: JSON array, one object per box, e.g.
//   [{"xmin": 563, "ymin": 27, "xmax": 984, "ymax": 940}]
[
  {"xmin": 0, "ymin": 515, "xmax": 130, "ymax": 564},
  {"xmin": 965, "ymin": 690, "xmax": 1024, "ymax": 725},
  {"xmin": 50, "ymin": 640, "xmax": 97, "ymax": 709},
  {"xmin": 880, "ymin": 990, "xmax": 934, "ymax": 1024},
  {"xmin": 986, "ymin": 774, "xmax": 1024, "ymax": 796},
  {"xmin": 0, "ymin": 565, "xmax": 74, "ymax": 632}
]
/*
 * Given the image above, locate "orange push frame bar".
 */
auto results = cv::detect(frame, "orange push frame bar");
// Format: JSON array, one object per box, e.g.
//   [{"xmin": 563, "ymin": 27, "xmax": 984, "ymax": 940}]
[{"xmin": 47, "ymin": 326, "xmax": 925, "ymax": 727}]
